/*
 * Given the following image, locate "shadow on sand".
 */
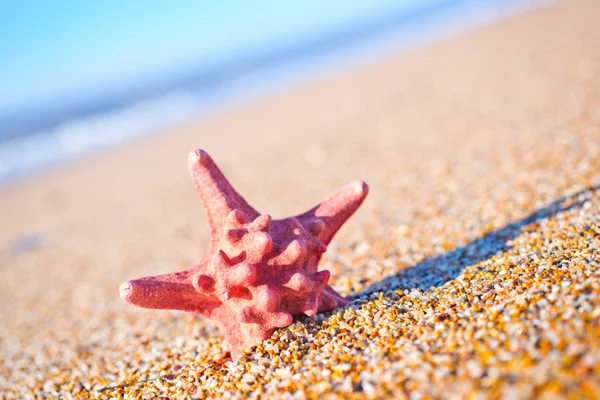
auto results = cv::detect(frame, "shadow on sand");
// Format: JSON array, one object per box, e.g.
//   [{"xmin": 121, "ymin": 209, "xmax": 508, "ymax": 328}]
[{"xmin": 352, "ymin": 184, "xmax": 599, "ymax": 299}]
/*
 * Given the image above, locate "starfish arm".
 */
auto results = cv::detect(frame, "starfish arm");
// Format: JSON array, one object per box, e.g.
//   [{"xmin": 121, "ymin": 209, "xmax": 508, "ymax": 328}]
[
  {"xmin": 120, "ymin": 270, "xmax": 221, "ymax": 314},
  {"xmin": 318, "ymin": 285, "xmax": 351, "ymax": 311},
  {"xmin": 296, "ymin": 180, "xmax": 369, "ymax": 245},
  {"xmin": 188, "ymin": 149, "xmax": 259, "ymax": 234}
]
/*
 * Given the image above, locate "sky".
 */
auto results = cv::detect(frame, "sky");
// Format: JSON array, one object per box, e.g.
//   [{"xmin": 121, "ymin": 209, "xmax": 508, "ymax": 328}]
[{"xmin": 0, "ymin": 1, "xmax": 428, "ymax": 116}]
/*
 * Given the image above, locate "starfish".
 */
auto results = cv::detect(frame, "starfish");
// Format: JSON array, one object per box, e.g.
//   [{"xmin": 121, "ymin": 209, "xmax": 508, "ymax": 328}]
[{"xmin": 120, "ymin": 149, "xmax": 368, "ymax": 356}]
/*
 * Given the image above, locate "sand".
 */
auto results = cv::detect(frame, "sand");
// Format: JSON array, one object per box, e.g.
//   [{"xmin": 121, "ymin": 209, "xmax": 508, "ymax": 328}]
[{"xmin": 1, "ymin": 0, "xmax": 600, "ymax": 398}]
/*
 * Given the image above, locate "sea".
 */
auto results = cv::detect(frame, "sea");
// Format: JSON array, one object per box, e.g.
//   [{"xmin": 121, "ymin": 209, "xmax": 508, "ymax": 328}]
[{"xmin": 0, "ymin": 0, "xmax": 548, "ymax": 185}]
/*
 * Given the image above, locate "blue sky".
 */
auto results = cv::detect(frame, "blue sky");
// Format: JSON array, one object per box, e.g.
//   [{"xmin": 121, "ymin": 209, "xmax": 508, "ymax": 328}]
[{"xmin": 0, "ymin": 1, "xmax": 425, "ymax": 115}]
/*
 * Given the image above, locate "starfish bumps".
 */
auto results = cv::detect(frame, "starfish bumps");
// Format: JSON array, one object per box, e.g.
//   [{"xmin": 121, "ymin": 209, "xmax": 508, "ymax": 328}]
[{"xmin": 120, "ymin": 149, "xmax": 368, "ymax": 355}]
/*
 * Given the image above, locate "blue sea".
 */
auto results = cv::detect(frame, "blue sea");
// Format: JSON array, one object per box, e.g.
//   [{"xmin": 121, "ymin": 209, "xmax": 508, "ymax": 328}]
[{"xmin": 0, "ymin": 0, "xmax": 547, "ymax": 185}]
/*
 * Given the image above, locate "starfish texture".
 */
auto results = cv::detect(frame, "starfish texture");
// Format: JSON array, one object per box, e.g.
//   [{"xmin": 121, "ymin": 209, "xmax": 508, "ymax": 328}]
[{"xmin": 120, "ymin": 149, "xmax": 368, "ymax": 355}]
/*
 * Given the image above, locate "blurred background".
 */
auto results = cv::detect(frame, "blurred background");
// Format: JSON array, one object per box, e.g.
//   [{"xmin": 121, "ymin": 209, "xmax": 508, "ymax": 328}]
[{"xmin": 0, "ymin": 0, "xmax": 539, "ymax": 185}]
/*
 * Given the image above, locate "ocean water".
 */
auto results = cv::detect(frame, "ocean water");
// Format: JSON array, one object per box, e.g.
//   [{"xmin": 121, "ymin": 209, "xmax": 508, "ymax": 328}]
[{"xmin": 0, "ymin": 0, "xmax": 547, "ymax": 185}]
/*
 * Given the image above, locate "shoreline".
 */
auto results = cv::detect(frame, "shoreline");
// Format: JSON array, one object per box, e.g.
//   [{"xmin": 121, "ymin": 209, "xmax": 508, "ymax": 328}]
[{"xmin": 0, "ymin": 0, "xmax": 546, "ymax": 187}]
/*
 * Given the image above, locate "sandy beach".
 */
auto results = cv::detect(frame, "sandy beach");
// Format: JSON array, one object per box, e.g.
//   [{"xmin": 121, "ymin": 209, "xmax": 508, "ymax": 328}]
[{"xmin": 1, "ymin": 0, "xmax": 600, "ymax": 398}]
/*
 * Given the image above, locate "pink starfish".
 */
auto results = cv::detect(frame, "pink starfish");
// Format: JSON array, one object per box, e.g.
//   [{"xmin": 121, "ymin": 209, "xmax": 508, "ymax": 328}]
[{"xmin": 120, "ymin": 149, "xmax": 368, "ymax": 356}]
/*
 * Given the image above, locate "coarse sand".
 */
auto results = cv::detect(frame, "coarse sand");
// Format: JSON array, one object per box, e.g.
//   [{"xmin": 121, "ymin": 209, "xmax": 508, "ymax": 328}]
[{"xmin": 1, "ymin": 1, "xmax": 599, "ymax": 398}]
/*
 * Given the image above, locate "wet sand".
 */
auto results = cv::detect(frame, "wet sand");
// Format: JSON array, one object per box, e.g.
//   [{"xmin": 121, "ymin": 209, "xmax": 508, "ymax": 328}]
[{"xmin": 1, "ymin": 0, "xmax": 600, "ymax": 398}]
